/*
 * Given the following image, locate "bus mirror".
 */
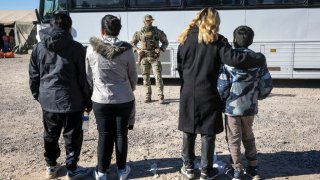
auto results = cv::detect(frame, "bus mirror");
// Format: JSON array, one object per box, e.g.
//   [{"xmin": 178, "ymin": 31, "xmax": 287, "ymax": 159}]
[{"xmin": 35, "ymin": 9, "xmax": 42, "ymax": 23}]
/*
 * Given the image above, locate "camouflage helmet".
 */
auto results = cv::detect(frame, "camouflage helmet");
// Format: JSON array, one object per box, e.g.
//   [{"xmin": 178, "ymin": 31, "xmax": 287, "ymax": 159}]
[{"xmin": 144, "ymin": 14, "xmax": 154, "ymax": 21}]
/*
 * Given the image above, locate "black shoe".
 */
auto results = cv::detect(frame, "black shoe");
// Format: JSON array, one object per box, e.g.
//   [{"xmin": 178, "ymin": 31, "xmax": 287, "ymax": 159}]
[
  {"xmin": 200, "ymin": 167, "xmax": 218, "ymax": 180},
  {"xmin": 225, "ymin": 166, "xmax": 234, "ymax": 178},
  {"xmin": 245, "ymin": 166, "xmax": 261, "ymax": 180},
  {"xmin": 159, "ymin": 99, "xmax": 165, "ymax": 104},
  {"xmin": 144, "ymin": 98, "xmax": 151, "ymax": 103},
  {"xmin": 66, "ymin": 166, "xmax": 91, "ymax": 180},
  {"xmin": 180, "ymin": 163, "xmax": 194, "ymax": 179}
]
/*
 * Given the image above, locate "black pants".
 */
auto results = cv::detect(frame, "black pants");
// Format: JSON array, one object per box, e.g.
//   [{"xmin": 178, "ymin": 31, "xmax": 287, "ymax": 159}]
[
  {"xmin": 42, "ymin": 110, "xmax": 83, "ymax": 171},
  {"xmin": 181, "ymin": 132, "xmax": 216, "ymax": 170},
  {"xmin": 93, "ymin": 101, "xmax": 134, "ymax": 173}
]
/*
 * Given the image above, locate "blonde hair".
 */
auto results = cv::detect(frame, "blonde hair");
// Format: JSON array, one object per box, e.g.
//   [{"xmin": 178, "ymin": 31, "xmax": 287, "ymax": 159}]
[{"xmin": 178, "ymin": 7, "xmax": 220, "ymax": 44}]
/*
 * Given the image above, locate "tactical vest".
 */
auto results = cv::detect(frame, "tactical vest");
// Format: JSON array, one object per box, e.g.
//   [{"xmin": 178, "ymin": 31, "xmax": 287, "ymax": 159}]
[{"xmin": 140, "ymin": 26, "xmax": 159, "ymax": 51}]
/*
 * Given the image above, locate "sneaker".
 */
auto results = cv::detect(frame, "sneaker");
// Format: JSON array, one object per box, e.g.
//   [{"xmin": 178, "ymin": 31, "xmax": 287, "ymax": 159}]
[
  {"xmin": 225, "ymin": 166, "xmax": 242, "ymax": 180},
  {"xmin": 233, "ymin": 169, "xmax": 242, "ymax": 180},
  {"xmin": 45, "ymin": 163, "xmax": 61, "ymax": 179},
  {"xmin": 95, "ymin": 170, "xmax": 107, "ymax": 180},
  {"xmin": 200, "ymin": 167, "xmax": 219, "ymax": 180},
  {"xmin": 180, "ymin": 163, "xmax": 194, "ymax": 179},
  {"xmin": 118, "ymin": 165, "xmax": 131, "ymax": 180},
  {"xmin": 245, "ymin": 166, "xmax": 261, "ymax": 180},
  {"xmin": 66, "ymin": 166, "xmax": 91, "ymax": 180}
]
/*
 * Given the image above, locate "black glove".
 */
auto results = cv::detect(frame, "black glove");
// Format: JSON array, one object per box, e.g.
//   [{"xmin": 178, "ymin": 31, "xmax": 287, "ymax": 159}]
[{"xmin": 128, "ymin": 125, "xmax": 134, "ymax": 130}]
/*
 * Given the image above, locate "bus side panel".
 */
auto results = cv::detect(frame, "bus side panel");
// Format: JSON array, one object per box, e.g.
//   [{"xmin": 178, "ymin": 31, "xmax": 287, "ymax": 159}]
[
  {"xmin": 70, "ymin": 12, "xmax": 129, "ymax": 44},
  {"xmin": 292, "ymin": 9, "xmax": 320, "ymax": 79},
  {"xmin": 246, "ymin": 9, "xmax": 313, "ymax": 79},
  {"xmin": 252, "ymin": 43, "xmax": 294, "ymax": 79},
  {"xmin": 219, "ymin": 10, "xmax": 246, "ymax": 41},
  {"xmin": 307, "ymin": 9, "xmax": 320, "ymax": 41},
  {"xmin": 245, "ymin": 9, "xmax": 309, "ymax": 41},
  {"xmin": 293, "ymin": 43, "xmax": 320, "ymax": 79}
]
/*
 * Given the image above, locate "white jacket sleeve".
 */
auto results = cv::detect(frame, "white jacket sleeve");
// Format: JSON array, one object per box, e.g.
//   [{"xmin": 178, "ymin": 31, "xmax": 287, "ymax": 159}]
[
  {"xmin": 127, "ymin": 49, "xmax": 138, "ymax": 91},
  {"xmin": 85, "ymin": 46, "xmax": 94, "ymax": 91}
]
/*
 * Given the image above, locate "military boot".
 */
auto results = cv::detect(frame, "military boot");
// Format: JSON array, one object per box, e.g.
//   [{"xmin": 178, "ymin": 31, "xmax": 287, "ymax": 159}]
[
  {"xmin": 159, "ymin": 99, "xmax": 165, "ymax": 104},
  {"xmin": 159, "ymin": 95, "xmax": 165, "ymax": 104},
  {"xmin": 144, "ymin": 97, "xmax": 151, "ymax": 103}
]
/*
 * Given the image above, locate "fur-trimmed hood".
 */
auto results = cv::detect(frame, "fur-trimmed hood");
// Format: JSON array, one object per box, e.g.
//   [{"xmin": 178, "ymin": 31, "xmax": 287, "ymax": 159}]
[{"xmin": 89, "ymin": 37, "xmax": 132, "ymax": 60}]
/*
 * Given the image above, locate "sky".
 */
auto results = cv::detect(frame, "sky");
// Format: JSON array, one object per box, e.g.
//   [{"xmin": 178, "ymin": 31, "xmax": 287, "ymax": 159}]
[{"xmin": 0, "ymin": 0, "xmax": 39, "ymax": 10}]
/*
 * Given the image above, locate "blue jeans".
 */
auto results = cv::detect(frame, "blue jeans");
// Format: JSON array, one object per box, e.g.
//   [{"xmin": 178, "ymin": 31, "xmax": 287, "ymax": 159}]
[
  {"xmin": 181, "ymin": 132, "xmax": 216, "ymax": 170},
  {"xmin": 93, "ymin": 101, "xmax": 134, "ymax": 172}
]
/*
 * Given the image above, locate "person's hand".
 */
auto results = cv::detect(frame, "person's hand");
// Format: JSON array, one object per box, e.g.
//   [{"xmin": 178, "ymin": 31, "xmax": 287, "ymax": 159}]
[
  {"xmin": 137, "ymin": 49, "xmax": 142, "ymax": 55},
  {"xmin": 155, "ymin": 48, "xmax": 161, "ymax": 54}
]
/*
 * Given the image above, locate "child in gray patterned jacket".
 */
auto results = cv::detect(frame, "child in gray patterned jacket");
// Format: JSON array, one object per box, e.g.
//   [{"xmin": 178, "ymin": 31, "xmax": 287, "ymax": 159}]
[{"xmin": 217, "ymin": 25, "xmax": 273, "ymax": 180}]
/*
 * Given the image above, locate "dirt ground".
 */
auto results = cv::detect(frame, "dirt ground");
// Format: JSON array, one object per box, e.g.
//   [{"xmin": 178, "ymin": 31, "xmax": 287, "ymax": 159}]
[{"xmin": 0, "ymin": 54, "xmax": 319, "ymax": 180}]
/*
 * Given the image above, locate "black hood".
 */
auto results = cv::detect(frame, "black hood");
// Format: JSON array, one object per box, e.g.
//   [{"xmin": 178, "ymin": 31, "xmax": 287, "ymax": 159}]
[{"xmin": 40, "ymin": 27, "xmax": 73, "ymax": 51}]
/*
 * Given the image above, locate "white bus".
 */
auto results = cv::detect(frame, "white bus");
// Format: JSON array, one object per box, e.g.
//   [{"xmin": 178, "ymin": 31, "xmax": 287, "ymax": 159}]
[{"xmin": 37, "ymin": 0, "xmax": 320, "ymax": 79}]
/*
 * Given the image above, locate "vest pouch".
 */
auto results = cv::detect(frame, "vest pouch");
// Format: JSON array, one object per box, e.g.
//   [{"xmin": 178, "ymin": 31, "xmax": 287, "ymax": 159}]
[{"xmin": 141, "ymin": 30, "xmax": 158, "ymax": 50}]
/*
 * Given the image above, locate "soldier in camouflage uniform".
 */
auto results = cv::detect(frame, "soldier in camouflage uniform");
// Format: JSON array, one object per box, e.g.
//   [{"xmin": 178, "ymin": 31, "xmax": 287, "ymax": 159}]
[{"xmin": 131, "ymin": 14, "xmax": 168, "ymax": 104}]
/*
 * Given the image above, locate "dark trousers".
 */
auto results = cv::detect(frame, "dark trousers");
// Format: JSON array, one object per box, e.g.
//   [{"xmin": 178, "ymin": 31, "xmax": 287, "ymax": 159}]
[
  {"xmin": 181, "ymin": 132, "xmax": 216, "ymax": 170},
  {"xmin": 93, "ymin": 101, "xmax": 134, "ymax": 173},
  {"xmin": 42, "ymin": 110, "xmax": 83, "ymax": 171}
]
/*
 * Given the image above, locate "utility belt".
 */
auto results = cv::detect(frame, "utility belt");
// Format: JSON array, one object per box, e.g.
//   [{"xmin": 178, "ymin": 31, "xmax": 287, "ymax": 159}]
[{"xmin": 140, "ymin": 50, "xmax": 159, "ymax": 58}]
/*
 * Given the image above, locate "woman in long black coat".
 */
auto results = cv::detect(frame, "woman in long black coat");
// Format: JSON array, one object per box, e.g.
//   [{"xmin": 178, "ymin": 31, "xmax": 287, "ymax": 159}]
[{"xmin": 177, "ymin": 7, "xmax": 266, "ymax": 180}]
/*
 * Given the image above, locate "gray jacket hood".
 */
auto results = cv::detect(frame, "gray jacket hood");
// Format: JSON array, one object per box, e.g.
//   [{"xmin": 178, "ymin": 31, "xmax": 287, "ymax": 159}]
[
  {"xmin": 89, "ymin": 37, "xmax": 132, "ymax": 60},
  {"xmin": 40, "ymin": 27, "xmax": 73, "ymax": 52}
]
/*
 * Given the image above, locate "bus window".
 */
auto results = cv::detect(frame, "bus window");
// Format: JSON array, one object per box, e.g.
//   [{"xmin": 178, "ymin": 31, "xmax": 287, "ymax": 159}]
[
  {"xmin": 55, "ymin": 0, "xmax": 67, "ymax": 10},
  {"xmin": 43, "ymin": 0, "xmax": 54, "ymax": 21},
  {"xmin": 186, "ymin": 0, "xmax": 241, "ymax": 6},
  {"xmin": 72, "ymin": 0, "xmax": 124, "ymax": 9},
  {"xmin": 186, "ymin": 0, "xmax": 216, "ymax": 6},
  {"xmin": 246, "ymin": 0, "xmax": 305, "ymax": 5},
  {"xmin": 42, "ymin": 0, "xmax": 68, "ymax": 22},
  {"xmin": 310, "ymin": 0, "xmax": 320, "ymax": 4},
  {"xmin": 129, "ymin": 0, "xmax": 181, "ymax": 7},
  {"xmin": 220, "ymin": 0, "xmax": 242, "ymax": 6}
]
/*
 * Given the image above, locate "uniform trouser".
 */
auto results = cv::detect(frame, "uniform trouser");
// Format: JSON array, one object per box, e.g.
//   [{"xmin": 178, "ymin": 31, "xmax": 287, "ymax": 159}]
[
  {"xmin": 42, "ymin": 110, "xmax": 83, "ymax": 171},
  {"xmin": 225, "ymin": 115, "xmax": 257, "ymax": 169},
  {"xmin": 93, "ymin": 101, "xmax": 134, "ymax": 172},
  {"xmin": 181, "ymin": 132, "xmax": 216, "ymax": 170},
  {"xmin": 140, "ymin": 57, "xmax": 164, "ymax": 100}
]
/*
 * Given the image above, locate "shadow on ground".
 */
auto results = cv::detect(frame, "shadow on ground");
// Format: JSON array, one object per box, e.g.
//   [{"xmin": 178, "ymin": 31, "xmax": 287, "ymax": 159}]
[
  {"xmin": 53, "ymin": 150, "xmax": 320, "ymax": 179},
  {"xmin": 268, "ymin": 93, "xmax": 296, "ymax": 98},
  {"xmin": 125, "ymin": 150, "xmax": 320, "ymax": 179},
  {"xmin": 258, "ymin": 150, "xmax": 320, "ymax": 179}
]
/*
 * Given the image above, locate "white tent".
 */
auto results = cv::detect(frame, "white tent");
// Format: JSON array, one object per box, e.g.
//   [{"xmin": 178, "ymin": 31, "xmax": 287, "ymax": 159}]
[
  {"xmin": 0, "ymin": 10, "xmax": 37, "ymax": 53},
  {"xmin": 0, "ymin": 10, "xmax": 37, "ymax": 25}
]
